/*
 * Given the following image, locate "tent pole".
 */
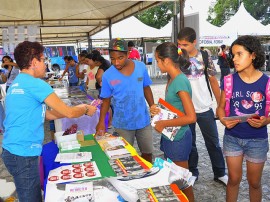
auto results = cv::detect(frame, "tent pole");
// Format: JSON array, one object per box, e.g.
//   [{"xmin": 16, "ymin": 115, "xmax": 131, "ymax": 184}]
[
  {"xmin": 109, "ymin": 19, "xmax": 112, "ymax": 40},
  {"xmin": 179, "ymin": 0, "xmax": 185, "ymax": 30},
  {"xmin": 173, "ymin": 0, "xmax": 179, "ymax": 44}
]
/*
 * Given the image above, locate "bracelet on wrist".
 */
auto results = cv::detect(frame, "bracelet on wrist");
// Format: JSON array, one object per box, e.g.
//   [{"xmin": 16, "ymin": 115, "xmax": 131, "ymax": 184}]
[{"xmin": 85, "ymin": 106, "xmax": 89, "ymax": 115}]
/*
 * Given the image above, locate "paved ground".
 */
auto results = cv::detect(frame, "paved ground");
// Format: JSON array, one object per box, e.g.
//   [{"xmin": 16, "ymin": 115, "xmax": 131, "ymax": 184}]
[{"xmin": 1, "ymin": 73, "xmax": 270, "ymax": 201}]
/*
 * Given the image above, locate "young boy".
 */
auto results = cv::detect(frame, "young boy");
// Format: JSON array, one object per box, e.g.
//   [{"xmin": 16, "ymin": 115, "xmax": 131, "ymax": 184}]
[
  {"xmin": 177, "ymin": 27, "xmax": 228, "ymax": 185},
  {"xmin": 95, "ymin": 38, "xmax": 154, "ymax": 163}
]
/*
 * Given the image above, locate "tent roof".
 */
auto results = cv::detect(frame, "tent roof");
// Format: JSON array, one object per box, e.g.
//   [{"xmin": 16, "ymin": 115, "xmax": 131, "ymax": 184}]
[
  {"xmin": 91, "ymin": 16, "xmax": 166, "ymax": 40},
  {"xmin": 220, "ymin": 3, "xmax": 269, "ymax": 36},
  {"xmin": 0, "ymin": 0, "xmax": 172, "ymax": 45}
]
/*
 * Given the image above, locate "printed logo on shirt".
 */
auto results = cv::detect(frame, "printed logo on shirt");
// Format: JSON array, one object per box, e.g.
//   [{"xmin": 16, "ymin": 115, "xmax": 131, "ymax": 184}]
[
  {"xmin": 251, "ymin": 92, "xmax": 263, "ymax": 103},
  {"xmin": 184, "ymin": 57, "xmax": 204, "ymax": 80},
  {"xmin": 232, "ymin": 90, "xmax": 264, "ymax": 115},
  {"xmin": 68, "ymin": 70, "xmax": 75, "ymax": 78},
  {"xmin": 11, "ymin": 83, "xmax": 19, "ymax": 87},
  {"xmin": 88, "ymin": 72, "xmax": 95, "ymax": 80},
  {"xmin": 137, "ymin": 77, "xmax": 143, "ymax": 81},
  {"xmin": 11, "ymin": 89, "xmax": 24, "ymax": 94},
  {"xmin": 30, "ymin": 143, "xmax": 42, "ymax": 149},
  {"xmin": 110, "ymin": 80, "xmax": 121, "ymax": 86},
  {"xmin": 41, "ymin": 103, "xmax": 46, "ymax": 121}
]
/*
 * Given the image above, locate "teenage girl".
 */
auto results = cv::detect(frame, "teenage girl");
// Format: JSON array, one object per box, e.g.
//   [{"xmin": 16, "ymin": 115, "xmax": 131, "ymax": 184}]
[
  {"xmin": 151, "ymin": 42, "xmax": 196, "ymax": 202},
  {"xmin": 217, "ymin": 35, "xmax": 270, "ymax": 202}
]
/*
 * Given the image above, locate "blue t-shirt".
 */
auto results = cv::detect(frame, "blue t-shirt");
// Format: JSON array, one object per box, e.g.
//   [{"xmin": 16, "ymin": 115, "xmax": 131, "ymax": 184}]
[
  {"xmin": 165, "ymin": 73, "xmax": 192, "ymax": 141},
  {"xmin": 68, "ymin": 65, "xmax": 78, "ymax": 84},
  {"xmin": 220, "ymin": 73, "xmax": 268, "ymax": 139},
  {"xmin": 3, "ymin": 73, "xmax": 53, "ymax": 156},
  {"xmin": 100, "ymin": 60, "xmax": 152, "ymax": 130}
]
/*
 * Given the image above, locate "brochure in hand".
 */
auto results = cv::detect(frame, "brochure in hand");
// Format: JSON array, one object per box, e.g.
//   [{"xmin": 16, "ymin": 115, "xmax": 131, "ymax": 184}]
[
  {"xmin": 151, "ymin": 98, "xmax": 184, "ymax": 141},
  {"xmin": 222, "ymin": 113, "xmax": 260, "ymax": 122}
]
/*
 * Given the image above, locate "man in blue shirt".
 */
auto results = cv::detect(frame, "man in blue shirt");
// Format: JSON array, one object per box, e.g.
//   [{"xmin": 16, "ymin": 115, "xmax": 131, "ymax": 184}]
[{"xmin": 96, "ymin": 38, "xmax": 155, "ymax": 163}]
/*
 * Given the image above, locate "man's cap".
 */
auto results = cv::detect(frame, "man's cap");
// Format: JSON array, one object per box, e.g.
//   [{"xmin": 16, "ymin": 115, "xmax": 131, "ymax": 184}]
[{"xmin": 108, "ymin": 38, "xmax": 128, "ymax": 52}]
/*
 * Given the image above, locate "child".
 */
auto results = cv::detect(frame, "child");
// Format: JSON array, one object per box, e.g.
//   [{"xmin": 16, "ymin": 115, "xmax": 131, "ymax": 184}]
[
  {"xmin": 217, "ymin": 35, "xmax": 269, "ymax": 202},
  {"xmin": 151, "ymin": 42, "xmax": 196, "ymax": 202},
  {"xmin": 177, "ymin": 27, "xmax": 227, "ymax": 185},
  {"xmin": 96, "ymin": 38, "xmax": 154, "ymax": 163}
]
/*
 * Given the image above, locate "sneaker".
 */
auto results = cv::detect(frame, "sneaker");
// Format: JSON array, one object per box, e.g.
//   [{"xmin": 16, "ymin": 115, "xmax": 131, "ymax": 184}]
[{"xmin": 214, "ymin": 175, "xmax": 228, "ymax": 186}]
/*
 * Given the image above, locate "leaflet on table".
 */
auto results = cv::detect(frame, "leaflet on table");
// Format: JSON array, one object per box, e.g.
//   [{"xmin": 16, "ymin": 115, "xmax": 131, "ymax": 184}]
[
  {"xmin": 55, "ymin": 152, "xmax": 92, "ymax": 164},
  {"xmin": 137, "ymin": 184, "xmax": 188, "ymax": 202},
  {"xmin": 108, "ymin": 158, "xmax": 192, "ymax": 202},
  {"xmin": 151, "ymin": 98, "xmax": 184, "ymax": 141},
  {"xmin": 96, "ymin": 134, "xmax": 126, "ymax": 150},
  {"xmin": 109, "ymin": 155, "xmax": 151, "ymax": 178},
  {"xmin": 47, "ymin": 162, "xmax": 101, "ymax": 184},
  {"xmin": 45, "ymin": 181, "xmax": 123, "ymax": 202},
  {"xmin": 105, "ymin": 145, "xmax": 131, "ymax": 159},
  {"xmin": 107, "ymin": 158, "xmax": 170, "ymax": 202},
  {"xmin": 222, "ymin": 113, "xmax": 259, "ymax": 122},
  {"xmin": 64, "ymin": 182, "xmax": 94, "ymax": 201}
]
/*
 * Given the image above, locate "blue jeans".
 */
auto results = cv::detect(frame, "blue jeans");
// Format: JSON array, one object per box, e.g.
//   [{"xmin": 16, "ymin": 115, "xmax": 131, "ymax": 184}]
[
  {"xmin": 1, "ymin": 148, "xmax": 42, "ymax": 202},
  {"xmin": 188, "ymin": 109, "xmax": 226, "ymax": 178}
]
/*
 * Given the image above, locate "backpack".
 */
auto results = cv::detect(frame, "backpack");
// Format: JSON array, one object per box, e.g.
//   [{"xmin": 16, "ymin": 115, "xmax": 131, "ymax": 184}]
[
  {"xmin": 224, "ymin": 74, "xmax": 270, "ymax": 117},
  {"xmin": 200, "ymin": 50, "xmax": 213, "ymax": 99}
]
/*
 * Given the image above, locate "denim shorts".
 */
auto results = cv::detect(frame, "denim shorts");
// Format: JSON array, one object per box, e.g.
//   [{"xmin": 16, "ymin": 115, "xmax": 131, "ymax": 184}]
[
  {"xmin": 223, "ymin": 135, "xmax": 269, "ymax": 163},
  {"xmin": 160, "ymin": 128, "xmax": 192, "ymax": 161}
]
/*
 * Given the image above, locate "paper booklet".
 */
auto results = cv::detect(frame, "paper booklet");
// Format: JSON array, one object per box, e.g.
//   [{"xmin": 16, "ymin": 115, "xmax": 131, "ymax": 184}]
[
  {"xmin": 137, "ymin": 184, "xmax": 188, "ymax": 202},
  {"xmin": 151, "ymin": 98, "xmax": 185, "ymax": 141}
]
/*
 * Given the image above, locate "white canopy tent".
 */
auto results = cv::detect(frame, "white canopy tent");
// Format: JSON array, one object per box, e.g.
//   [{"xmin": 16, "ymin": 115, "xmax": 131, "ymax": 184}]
[
  {"xmin": 157, "ymin": 13, "xmax": 236, "ymax": 47},
  {"xmin": 0, "ymin": 0, "xmax": 174, "ymax": 45},
  {"xmin": 220, "ymin": 3, "xmax": 269, "ymax": 36},
  {"xmin": 91, "ymin": 16, "xmax": 165, "ymax": 40}
]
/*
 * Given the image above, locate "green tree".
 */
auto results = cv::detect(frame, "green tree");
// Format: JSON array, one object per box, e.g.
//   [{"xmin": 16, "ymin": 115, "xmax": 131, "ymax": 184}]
[
  {"xmin": 207, "ymin": 0, "xmax": 270, "ymax": 26},
  {"xmin": 136, "ymin": 2, "xmax": 174, "ymax": 29}
]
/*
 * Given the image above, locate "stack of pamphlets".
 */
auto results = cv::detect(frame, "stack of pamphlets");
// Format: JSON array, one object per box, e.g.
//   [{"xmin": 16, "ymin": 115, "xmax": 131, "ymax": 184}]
[
  {"xmin": 96, "ymin": 133, "xmax": 131, "ymax": 159},
  {"xmin": 137, "ymin": 184, "xmax": 188, "ymax": 202},
  {"xmin": 104, "ymin": 145, "xmax": 131, "ymax": 159},
  {"xmin": 55, "ymin": 152, "xmax": 92, "ymax": 164},
  {"xmin": 59, "ymin": 140, "xmax": 81, "ymax": 153},
  {"xmin": 108, "ymin": 155, "xmax": 150, "ymax": 178},
  {"xmin": 151, "ymin": 98, "xmax": 184, "ymax": 141}
]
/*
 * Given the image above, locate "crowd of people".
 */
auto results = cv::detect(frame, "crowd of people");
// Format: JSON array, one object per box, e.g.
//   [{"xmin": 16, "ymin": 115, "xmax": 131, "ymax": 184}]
[{"xmin": 0, "ymin": 28, "xmax": 269, "ymax": 202}]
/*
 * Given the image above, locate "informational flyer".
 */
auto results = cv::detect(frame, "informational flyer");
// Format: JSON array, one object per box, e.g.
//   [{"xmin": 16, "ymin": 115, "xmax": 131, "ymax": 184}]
[{"xmin": 47, "ymin": 162, "xmax": 101, "ymax": 184}]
